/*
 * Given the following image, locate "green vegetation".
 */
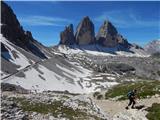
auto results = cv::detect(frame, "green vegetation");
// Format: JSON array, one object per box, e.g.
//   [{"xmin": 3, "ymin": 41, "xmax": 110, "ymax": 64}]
[
  {"xmin": 12, "ymin": 97, "xmax": 102, "ymax": 120},
  {"xmin": 105, "ymin": 80, "xmax": 160, "ymax": 100},
  {"xmin": 146, "ymin": 103, "xmax": 160, "ymax": 120}
]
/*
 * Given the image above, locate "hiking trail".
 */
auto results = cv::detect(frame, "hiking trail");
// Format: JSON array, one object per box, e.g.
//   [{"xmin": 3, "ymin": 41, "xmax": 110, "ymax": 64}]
[{"xmin": 93, "ymin": 96, "xmax": 160, "ymax": 120}]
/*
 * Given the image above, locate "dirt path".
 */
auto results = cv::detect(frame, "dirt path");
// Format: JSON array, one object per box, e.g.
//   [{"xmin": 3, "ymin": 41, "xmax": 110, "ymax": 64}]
[{"xmin": 93, "ymin": 96, "xmax": 160, "ymax": 120}]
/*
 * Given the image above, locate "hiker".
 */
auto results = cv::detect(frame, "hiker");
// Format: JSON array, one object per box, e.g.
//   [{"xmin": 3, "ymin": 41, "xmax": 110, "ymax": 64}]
[{"xmin": 125, "ymin": 89, "xmax": 137, "ymax": 109}]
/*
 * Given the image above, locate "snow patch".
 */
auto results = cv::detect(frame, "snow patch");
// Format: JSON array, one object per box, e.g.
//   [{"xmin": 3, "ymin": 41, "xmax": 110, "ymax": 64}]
[
  {"xmin": 57, "ymin": 45, "xmax": 149, "ymax": 57},
  {"xmin": 0, "ymin": 34, "xmax": 31, "ymax": 70},
  {"xmin": 106, "ymin": 76, "xmax": 116, "ymax": 80}
]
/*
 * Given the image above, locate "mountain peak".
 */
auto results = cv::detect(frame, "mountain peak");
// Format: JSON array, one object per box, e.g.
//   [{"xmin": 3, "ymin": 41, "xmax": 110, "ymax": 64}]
[
  {"xmin": 59, "ymin": 16, "xmax": 130, "ymax": 49},
  {"xmin": 83, "ymin": 16, "xmax": 90, "ymax": 20},
  {"xmin": 75, "ymin": 16, "xmax": 95, "ymax": 45},
  {"xmin": 1, "ymin": 1, "xmax": 26, "ymax": 45},
  {"xmin": 102, "ymin": 20, "xmax": 118, "ymax": 36},
  {"xmin": 103, "ymin": 20, "xmax": 109, "ymax": 25},
  {"xmin": 59, "ymin": 24, "xmax": 75, "ymax": 45},
  {"xmin": 95, "ymin": 20, "xmax": 131, "ymax": 48},
  {"xmin": 1, "ymin": 1, "xmax": 47, "ymax": 59}
]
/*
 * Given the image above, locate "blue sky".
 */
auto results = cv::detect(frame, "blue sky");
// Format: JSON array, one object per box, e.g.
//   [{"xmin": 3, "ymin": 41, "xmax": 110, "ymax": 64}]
[{"xmin": 6, "ymin": 1, "xmax": 160, "ymax": 47}]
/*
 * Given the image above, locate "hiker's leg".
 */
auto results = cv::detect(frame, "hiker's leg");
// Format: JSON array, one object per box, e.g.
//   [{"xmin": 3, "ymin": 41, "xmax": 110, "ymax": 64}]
[
  {"xmin": 131, "ymin": 99, "xmax": 136, "ymax": 108},
  {"xmin": 126, "ymin": 98, "xmax": 133, "ymax": 109},
  {"xmin": 128, "ymin": 98, "xmax": 132, "ymax": 106}
]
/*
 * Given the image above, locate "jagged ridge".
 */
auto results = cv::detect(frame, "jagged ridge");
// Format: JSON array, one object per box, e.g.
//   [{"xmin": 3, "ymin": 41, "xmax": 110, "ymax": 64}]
[{"xmin": 59, "ymin": 16, "xmax": 131, "ymax": 49}]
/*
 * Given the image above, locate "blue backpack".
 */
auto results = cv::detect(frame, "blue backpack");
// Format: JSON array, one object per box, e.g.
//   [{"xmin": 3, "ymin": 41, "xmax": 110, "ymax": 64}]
[{"xmin": 127, "ymin": 91, "xmax": 133, "ymax": 98}]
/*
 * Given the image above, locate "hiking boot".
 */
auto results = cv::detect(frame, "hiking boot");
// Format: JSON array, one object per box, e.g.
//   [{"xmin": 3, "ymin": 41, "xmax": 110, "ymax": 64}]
[
  {"xmin": 125, "ymin": 106, "xmax": 129, "ymax": 110},
  {"xmin": 131, "ymin": 106, "xmax": 135, "ymax": 109}
]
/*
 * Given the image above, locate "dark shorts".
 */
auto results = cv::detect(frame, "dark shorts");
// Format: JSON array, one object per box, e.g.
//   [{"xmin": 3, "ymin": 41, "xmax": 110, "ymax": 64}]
[{"xmin": 128, "ymin": 97, "xmax": 135, "ymax": 106}]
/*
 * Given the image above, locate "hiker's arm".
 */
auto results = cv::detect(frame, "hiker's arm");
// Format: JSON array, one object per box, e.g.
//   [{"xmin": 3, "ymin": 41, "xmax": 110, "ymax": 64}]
[{"xmin": 135, "ymin": 94, "xmax": 140, "ymax": 99}]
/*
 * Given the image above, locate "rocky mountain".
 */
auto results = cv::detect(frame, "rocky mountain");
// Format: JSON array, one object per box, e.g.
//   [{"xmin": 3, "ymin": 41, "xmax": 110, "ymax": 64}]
[
  {"xmin": 1, "ymin": 1, "xmax": 54, "ymax": 77},
  {"xmin": 59, "ymin": 16, "xmax": 131, "ymax": 51},
  {"xmin": 1, "ymin": 1, "xmax": 119, "ymax": 93},
  {"xmin": 58, "ymin": 17, "xmax": 149, "ymax": 57},
  {"xmin": 1, "ymin": 2, "xmax": 51, "ymax": 59},
  {"xmin": 144, "ymin": 40, "xmax": 160, "ymax": 54},
  {"xmin": 96, "ymin": 20, "xmax": 130, "ymax": 48},
  {"xmin": 59, "ymin": 24, "xmax": 75, "ymax": 45},
  {"xmin": 59, "ymin": 16, "xmax": 95, "ymax": 46},
  {"xmin": 75, "ymin": 16, "xmax": 95, "ymax": 45}
]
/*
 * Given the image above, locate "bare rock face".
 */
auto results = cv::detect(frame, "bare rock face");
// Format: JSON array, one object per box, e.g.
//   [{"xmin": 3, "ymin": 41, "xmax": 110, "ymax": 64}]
[
  {"xmin": 96, "ymin": 20, "xmax": 130, "ymax": 48},
  {"xmin": 25, "ymin": 31, "xmax": 34, "ymax": 41},
  {"xmin": 59, "ymin": 24, "xmax": 75, "ymax": 45},
  {"xmin": 1, "ymin": 2, "xmax": 34, "ymax": 46},
  {"xmin": 116, "ymin": 34, "xmax": 130, "ymax": 48},
  {"xmin": 1, "ymin": 1, "xmax": 47, "ymax": 59},
  {"xmin": 1, "ymin": 1, "xmax": 28, "ymax": 48},
  {"xmin": 1, "ymin": 43, "xmax": 8, "ymax": 52},
  {"xmin": 75, "ymin": 16, "xmax": 95, "ymax": 45},
  {"xmin": 59, "ymin": 17, "xmax": 131, "ymax": 49},
  {"xmin": 96, "ymin": 20, "xmax": 118, "ymax": 47}
]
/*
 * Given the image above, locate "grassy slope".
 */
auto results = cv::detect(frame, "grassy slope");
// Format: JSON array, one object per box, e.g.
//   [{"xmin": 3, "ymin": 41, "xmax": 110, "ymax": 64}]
[
  {"xmin": 105, "ymin": 80, "xmax": 160, "ymax": 100},
  {"xmin": 146, "ymin": 103, "xmax": 160, "ymax": 120}
]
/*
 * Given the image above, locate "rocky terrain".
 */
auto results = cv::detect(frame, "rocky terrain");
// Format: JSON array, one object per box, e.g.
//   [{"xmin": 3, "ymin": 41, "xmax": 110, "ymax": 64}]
[
  {"xmin": 1, "ymin": 91, "xmax": 108, "ymax": 120},
  {"xmin": 1, "ymin": 1, "xmax": 160, "ymax": 120}
]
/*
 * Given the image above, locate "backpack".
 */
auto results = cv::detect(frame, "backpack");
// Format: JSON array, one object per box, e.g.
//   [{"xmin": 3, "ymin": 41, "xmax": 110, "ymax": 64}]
[{"xmin": 127, "ymin": 91, "xmax": 133, "ymax": 98}]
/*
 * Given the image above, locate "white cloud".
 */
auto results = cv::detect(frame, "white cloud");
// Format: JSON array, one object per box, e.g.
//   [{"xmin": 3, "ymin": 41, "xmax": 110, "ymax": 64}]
[
  {"xmin": 94, "ymin": 10, "xmax": 159, "ymax": 28},
  {"xmin": 18, "ymin": 15, "xmax": 71, "ymax": 26}
]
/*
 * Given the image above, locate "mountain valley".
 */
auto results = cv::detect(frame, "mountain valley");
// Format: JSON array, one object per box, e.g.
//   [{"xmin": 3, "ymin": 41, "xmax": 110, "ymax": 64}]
[{"xmin": 1, "ymin": 1, "xmax": 160, "ymax": 120}]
